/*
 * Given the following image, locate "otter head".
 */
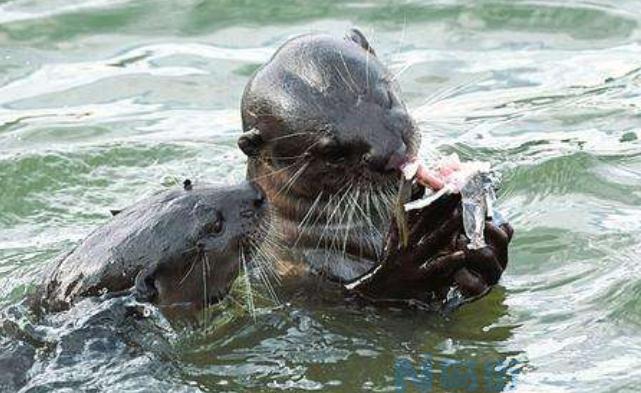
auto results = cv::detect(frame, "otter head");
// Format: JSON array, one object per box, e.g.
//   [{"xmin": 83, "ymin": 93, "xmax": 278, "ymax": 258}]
[
  {"xmin": 239, "ymin": 29, "xmax": 420, "ymax": 204},
  {"xmin": 135, "ymin": 182, "xmax": 267, "ymax": 318}
]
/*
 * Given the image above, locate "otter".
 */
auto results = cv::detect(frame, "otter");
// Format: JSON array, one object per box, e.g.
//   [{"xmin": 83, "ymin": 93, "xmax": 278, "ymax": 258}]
[
  {"xmin": 238, "ymin": 29, "xmax": 512, "ymax": 306},
  {"xmin": 34, "ymin": 181, "xmax": 267, "ymax": 318}
]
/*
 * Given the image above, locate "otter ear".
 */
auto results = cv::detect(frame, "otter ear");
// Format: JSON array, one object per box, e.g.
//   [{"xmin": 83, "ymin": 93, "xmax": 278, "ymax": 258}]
[
  {"xmin": 238, "ymin": 129, "xmax": 264, "ymax": 157},
  {"xmin": 183, "ymin": 179, "xmax": 193, "ymax": 191},
  {"xmin": 347, "ymin": 28, "xmax": 377, "ymax": 56}
]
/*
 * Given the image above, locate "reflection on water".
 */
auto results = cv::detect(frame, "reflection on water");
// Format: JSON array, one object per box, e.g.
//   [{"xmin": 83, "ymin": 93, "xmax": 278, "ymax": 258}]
[{"xmin": 0, "ymin": 0, "xmax": 640, "ymax": 392}]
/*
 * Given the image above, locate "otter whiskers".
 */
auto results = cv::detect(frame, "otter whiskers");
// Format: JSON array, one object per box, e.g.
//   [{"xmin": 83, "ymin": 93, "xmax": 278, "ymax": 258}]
[
  {"xmin": 240, "ymin": 247, "xmax": 256, "ymax": 319},
  {"xmin": 273, "ymin": 161, "xmax": 310, "ymax": 201}
]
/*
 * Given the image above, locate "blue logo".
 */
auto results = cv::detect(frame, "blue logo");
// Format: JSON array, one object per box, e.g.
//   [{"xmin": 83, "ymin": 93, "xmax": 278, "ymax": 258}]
[{"xmin": 394, "ymin": 355, "xmax": 523, "ymax": 392}]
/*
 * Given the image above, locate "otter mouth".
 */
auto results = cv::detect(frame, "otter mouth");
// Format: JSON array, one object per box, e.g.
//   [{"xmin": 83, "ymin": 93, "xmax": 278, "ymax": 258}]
[
  {"xmin": 133, "ymin": 251, "xmax": 238, "ymax": 316},
  {"xmin": 133, "ymin": 221, "xmax": 271, "ymax": 319}
]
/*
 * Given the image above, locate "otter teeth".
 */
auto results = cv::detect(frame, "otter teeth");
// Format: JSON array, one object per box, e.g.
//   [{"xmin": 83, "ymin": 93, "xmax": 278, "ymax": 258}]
[{"xmin": 400, "ymin": 159, "xmax": 419, "ymax": 180}]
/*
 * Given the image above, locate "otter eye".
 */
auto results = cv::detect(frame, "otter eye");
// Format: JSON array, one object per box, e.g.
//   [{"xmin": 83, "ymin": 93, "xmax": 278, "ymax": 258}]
[
  {"xmin": 204, "ymin": 212, "xmax": 224, "ymax": 235},
  {"xmin": 314, "ymin": 137, "xmax": 346, "ymax": 164},
  {"xmin": 323, "ymin": 147, "xmax": 346, "ymax": 164}
]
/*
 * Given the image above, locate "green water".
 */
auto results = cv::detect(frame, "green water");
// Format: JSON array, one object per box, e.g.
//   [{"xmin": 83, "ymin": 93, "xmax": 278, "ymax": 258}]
[{"xmin": 1, "ymin": 1, "xmax": 640, "ymax": 392}]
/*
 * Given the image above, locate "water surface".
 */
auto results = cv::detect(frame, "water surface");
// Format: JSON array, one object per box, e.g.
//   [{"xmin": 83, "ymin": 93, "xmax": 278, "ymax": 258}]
[{"xmin": 1, "ymin": 1, "xmax": 640, "ymax": 392}]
